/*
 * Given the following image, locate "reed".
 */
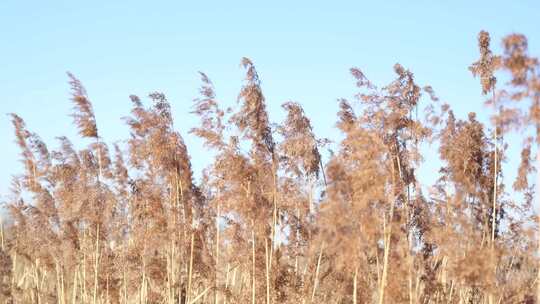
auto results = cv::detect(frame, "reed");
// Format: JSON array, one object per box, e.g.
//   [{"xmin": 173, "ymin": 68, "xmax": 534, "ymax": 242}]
[{"xmin": 2, "ymin": 31, "xmax": 540, "ymax": 304}]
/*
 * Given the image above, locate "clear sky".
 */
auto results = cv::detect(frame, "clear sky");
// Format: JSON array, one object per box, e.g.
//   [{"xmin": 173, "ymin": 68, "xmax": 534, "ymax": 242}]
[{"xmin": 1, "ymin": 1, "xmax": 539, "ymax": 208}]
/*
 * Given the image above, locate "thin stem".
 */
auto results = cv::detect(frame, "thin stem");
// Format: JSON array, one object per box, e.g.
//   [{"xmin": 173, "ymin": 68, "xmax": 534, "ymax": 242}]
[
  {"xmin": 93, "ymin": 225, "xmax": 100, "ymax": 304},
  {"xmin": 0, "ymin": 220, "xmax": 4, "ymax": 251},
  {"xmin": 379, "ymin": 155, "xmax": 398, "ymax": 304},
  {"xmin": 187, "ymin": 232, "xmax": 195, "ymax": 304},
  {"xmin": 251, "ymin": 227, "xmax": 256, "ymax": 304},
  {"xmin": 265, "ymin": 238, "xmax": 270, "ymax": 304},
  {"xmin": 311, "ymin": 244, "xmax": 324, "ymax": 303},
  {"xmin": 215, "ymin": 201, "xmax": 220, "ymax": 304},
  {"xmin": 536, "ymin": 135, "xmax": 540, "ymax": 303},
  {"xmin": 491, "ymin": 88, "xmax": 498, "ymax": 245},
  {"xmin": 353, "ymin": 267, "xmax": 358, "ymax": 304}
]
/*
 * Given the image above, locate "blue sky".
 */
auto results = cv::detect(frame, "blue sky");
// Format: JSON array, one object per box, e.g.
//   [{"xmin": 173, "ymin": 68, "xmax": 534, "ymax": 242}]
[{"xmin": 1, "ymin": 1, "xmax": 539, "ymax": 207}]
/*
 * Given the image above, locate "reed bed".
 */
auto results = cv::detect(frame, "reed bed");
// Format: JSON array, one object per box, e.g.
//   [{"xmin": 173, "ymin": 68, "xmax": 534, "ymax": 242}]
[{"xmin": 1, "ymin": 31, "xmax": 540, "ymax": 304}]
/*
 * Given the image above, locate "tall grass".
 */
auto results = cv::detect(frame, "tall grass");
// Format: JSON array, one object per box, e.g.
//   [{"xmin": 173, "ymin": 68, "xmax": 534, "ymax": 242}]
[{"xmin": 1, "ymin": 31, "xmax": 539, "ymax": 304}]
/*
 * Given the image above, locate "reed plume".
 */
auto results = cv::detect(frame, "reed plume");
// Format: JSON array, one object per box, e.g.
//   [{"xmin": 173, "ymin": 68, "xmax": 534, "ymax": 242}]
[{"xmin": 2, "ymin": 31, "xmax": 539, "ymax": 304}]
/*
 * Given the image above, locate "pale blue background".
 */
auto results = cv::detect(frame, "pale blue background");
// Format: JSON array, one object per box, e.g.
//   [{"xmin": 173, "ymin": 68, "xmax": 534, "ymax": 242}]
[{"xmin": 1, "ymin": 1, "xmax": 539, "ymax": 214}]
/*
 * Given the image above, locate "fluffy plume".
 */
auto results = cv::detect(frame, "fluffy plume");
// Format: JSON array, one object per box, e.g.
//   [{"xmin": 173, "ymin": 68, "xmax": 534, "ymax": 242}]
[
  {"xmin": 2, "ymin": 33, "xmax": 539, "ymax": 304},
  {"xmin": 67, "ymin": 72, "xmax": 99, "ymax": 138}
]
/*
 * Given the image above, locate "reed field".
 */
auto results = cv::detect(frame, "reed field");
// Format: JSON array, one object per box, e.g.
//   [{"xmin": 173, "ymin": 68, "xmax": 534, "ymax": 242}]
[{"xmin": 1, "ymin": 31, "xmax": 540, "ymax": 303}]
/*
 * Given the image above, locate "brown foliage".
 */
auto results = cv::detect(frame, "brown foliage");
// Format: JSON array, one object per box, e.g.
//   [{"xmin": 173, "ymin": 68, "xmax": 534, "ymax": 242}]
[{"xmin": 2, "ymin": 33, "xmax": 540, "ymax": 304}]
